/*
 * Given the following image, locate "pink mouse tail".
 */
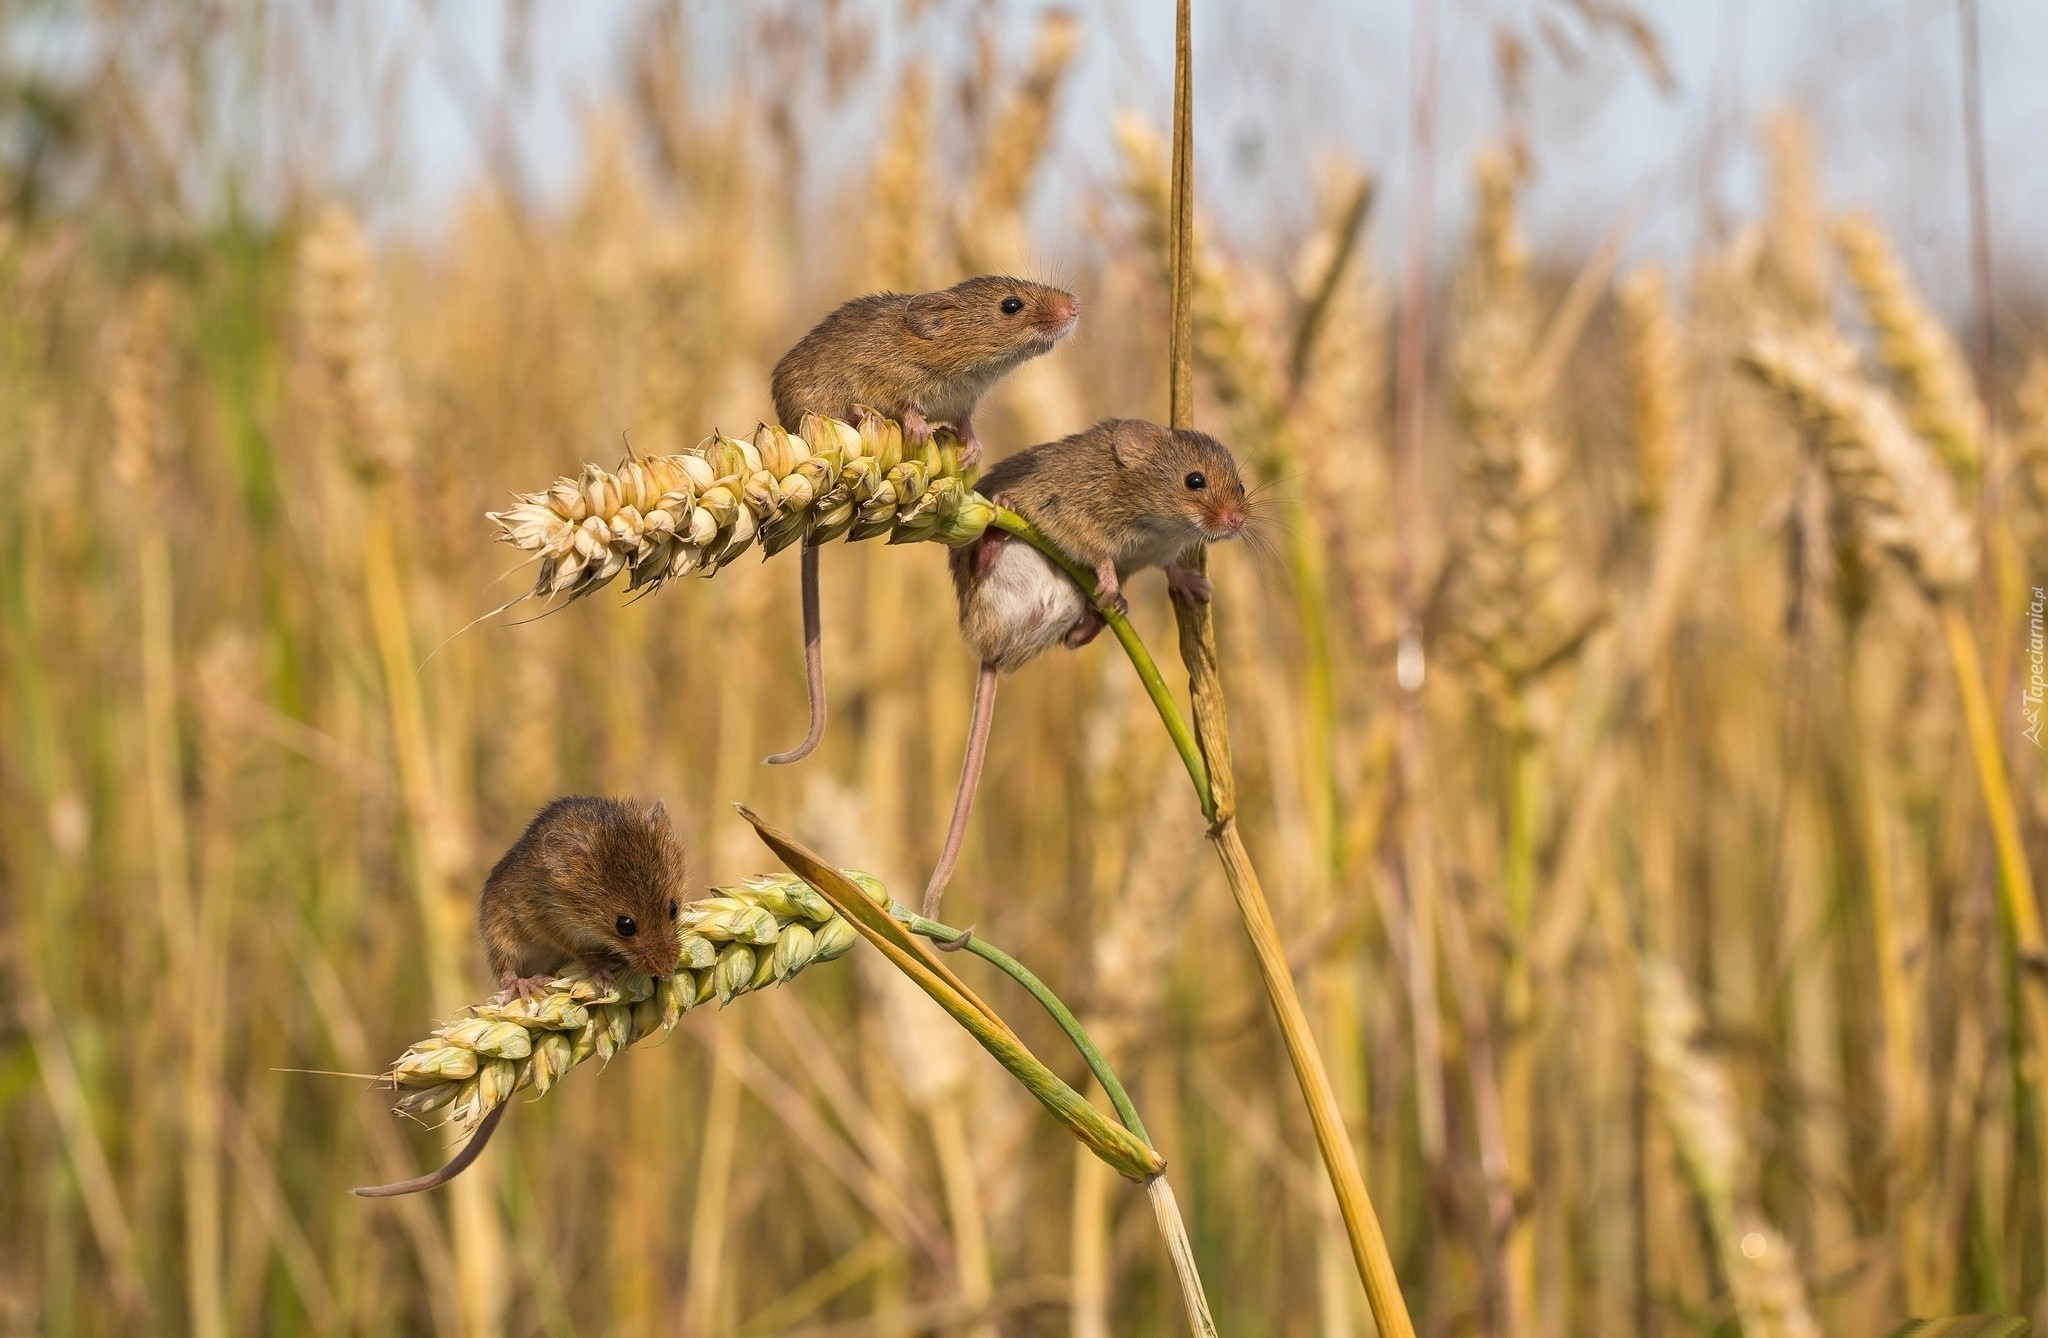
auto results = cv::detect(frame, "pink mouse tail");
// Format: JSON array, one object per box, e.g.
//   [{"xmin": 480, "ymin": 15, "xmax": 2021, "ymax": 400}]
[
  {"xmin": 351, "ymin": 1103, "xmax": 506, "ymax": 1198},
  {"xmin": 923, "ymin": 662, "xmax": 1000, "ymax": 920},
  {"xmin": 765, "ymin": 542, "xmax": 827, "ymax": 765}
]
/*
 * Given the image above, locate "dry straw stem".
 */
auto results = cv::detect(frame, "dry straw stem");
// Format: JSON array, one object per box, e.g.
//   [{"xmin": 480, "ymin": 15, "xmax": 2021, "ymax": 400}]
[
  {"xmin": 488, "ymin": 409, "xmax": 991, "ymax": 604},
  {"xmin": 1834, "ymin": 213, "xmax": 1986, "ymax": 478},
  {"xmin": 739, "ymin": 810, "xmax": 1163, "ymax": 1182},
  {"xmin": 1639, "ymin": 955, "xmax": 1821, "ymax": 1338},
  {"xmin": 1115, "ymin": 115, "xmax": 1283, "ymax": 441},
  {"xmin": 739, "ymin": 810, "xmax": 1217, "ymax": 1336},
  {"xmin": 1160, "ymin": 3, "xmax": 1413, "ymax": 1332}
]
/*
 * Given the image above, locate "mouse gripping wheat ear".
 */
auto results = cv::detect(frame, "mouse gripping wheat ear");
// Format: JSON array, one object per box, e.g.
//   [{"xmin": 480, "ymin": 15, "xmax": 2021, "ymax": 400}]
[
  {"xmin": 488, "ymin": 409, "xmax": 994, "ymax": 603},
  {"xmin": 379, "ymin": 872, "xmax": 871, "ymax": 1136}
]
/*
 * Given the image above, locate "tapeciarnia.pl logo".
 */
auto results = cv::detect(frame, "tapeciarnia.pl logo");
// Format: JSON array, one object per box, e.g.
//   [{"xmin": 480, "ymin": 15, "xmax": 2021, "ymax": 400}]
[{"xmin": 2026, "ymin": 587, "xmax": 2046, "ymax": 749}]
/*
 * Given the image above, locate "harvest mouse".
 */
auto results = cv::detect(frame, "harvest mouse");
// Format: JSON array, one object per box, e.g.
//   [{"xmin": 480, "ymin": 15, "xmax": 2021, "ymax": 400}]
[
  {"xmin": 762, "ymin": 276, "xmax": 1081, "ymax": 766},
  {"xmin": 925, "ymin": 419, "xmax": 1250, "ymax": 926},
  {"xmin": 352, "ymin": 795, "xmax": 688, "ymax": 1199},
  {"xmin": 481, "ymin": 795, "xmax": 688, "ymax": 998}
]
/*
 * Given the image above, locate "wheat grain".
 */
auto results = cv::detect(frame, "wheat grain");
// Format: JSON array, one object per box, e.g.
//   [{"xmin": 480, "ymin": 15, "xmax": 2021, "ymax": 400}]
[{"xmin": 488, "ymin": 410, "xmax": 992, "ymax": 603}]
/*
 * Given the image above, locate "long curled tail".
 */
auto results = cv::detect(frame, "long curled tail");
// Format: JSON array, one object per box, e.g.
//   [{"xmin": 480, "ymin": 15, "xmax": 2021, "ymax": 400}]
[
  {"xmin": 924, "ymin": 662, "xmax": 1000, "ymax": 920},
  {"xmin": 351, "ymin": 1103, "xmax": 506, "ymax": 1198},
  {"xmin": 765, "ymin": 542, "xmax": 827, "ymax": 765}
]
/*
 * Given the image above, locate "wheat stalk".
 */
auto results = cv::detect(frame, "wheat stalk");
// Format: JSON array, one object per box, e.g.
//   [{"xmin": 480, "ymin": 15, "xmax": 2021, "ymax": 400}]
[
  {"xmin": 1449, "ymin": 144, "xmax": 1584, "ymax": 696},
  {"xmin": 1761, "ymin": 108, "xmax": 1827, "ymax": 321},
  {"xmin": 1618, "ymin": 264, "xmax": 1685, "ymax": 515},
  {"xmin": 1640, "ymin": 954, "xmax": 1822, "ymax": 1338},
  {"xmin": 488, "ymin": 410, "xmax": 992, "ymax": 603},
  {"xmin": 968, "ymin": 10, "xmax": 1080, "ymax": 223},
  {"xmin": 868, "ymin": 67, "xmax": 935, "ymax": 290},
  {"xmin": 1740, "ymin": 324, "xmax": 1977, "ymax": 598},
  {"xmin": 1835, "ymin": 213, "xmax": 1986, "ymax": 478},
  {"xmin": 1116, "ymin": 115, "xmax": 1284, "ymax": 438},
  {"xmin": 299, "ymin": 205, "xmax": 412, "ymax": 479},
  {"xmin": 2010, "ymin": 351, "xmax": 2048, "ymax": 543},
  {"xmin": 109, "ymin": 277, "xmax": 178, "ymax": 492}
]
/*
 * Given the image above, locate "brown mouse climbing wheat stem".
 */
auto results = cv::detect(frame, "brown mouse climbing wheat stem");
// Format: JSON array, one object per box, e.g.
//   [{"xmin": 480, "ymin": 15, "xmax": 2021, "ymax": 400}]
[
  {"xmin": 764, "ymin": 542, "xmax": 828, "ymax": 765},
  {"xmin": 351, "ymin": 1104, "xmax": 506, "ymax": 1198},
  {"xmin": 928, "ymin": 420, "xmax": 1246, "ymax": 931}
]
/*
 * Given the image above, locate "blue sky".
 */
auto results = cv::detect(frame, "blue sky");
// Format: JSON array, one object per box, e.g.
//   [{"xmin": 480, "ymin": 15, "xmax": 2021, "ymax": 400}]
[{"xmin": 328, "ymin": 2, "xmax": 2048, "ymax": 308}]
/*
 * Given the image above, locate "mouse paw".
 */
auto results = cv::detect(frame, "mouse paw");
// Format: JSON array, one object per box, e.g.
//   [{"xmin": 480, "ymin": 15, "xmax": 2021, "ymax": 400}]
[
  {"xmin": 499, "ymin": 973, "xmax": 554, "ymax": 1003},
  {"xmin": 901, "ymin": 407, "xmax": 933, "ymax": 447},
  {"xmin": 576, "ymin": 957, "xmax": 622, "ymax": 993},
  {"xmin": 1166, "ymin": 564, "xmax": 1213, "ymax": 603},
  {"xmin": 1091, "ymin": 560, "xmax": 1127, "ymax": 616},
  {"xmin": 955, "ymin": 416, "xmax": 982, "ymax": 470},
  {"xmin": 1064, "ymin": 608, "xmax": 1107, "ymax": 649}
]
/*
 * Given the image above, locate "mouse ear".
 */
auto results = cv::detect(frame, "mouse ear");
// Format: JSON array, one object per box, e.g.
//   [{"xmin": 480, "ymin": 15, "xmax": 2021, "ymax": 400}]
[
  {"xmin": 540, "ymin": 826, "xmax": 594, "ymax": 876},
  {"xmin": 1108, "ymin": 418, "xmax": 1145, "ymax": 469},
  {"xmin": 644, "ymin": 800, "xmax": 669, "ymax": 830},
  {"xmin": 905, "ymin": 291, "xmax": 952, "ymax": 339}
]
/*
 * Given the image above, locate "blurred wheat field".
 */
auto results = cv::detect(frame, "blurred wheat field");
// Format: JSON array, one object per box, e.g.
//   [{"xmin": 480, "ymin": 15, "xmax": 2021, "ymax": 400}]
[{"xmin": 6, "ymin": 2, "xmax": 2048, "ymax": 1335}]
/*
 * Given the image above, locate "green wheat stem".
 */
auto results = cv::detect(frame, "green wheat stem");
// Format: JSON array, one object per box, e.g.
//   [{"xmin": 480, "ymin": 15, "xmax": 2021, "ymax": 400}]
[
  {"xmin": 900, "ymin": 909, "xmax": 1149, "ymax": 1144},
  {"xmin": 989, "ymin": 508, "xmax": 1214, "ymax": 818}
]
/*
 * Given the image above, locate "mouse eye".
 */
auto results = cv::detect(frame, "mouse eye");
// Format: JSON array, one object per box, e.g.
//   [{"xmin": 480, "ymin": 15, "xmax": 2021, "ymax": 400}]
[
  {"xmin": 615, "ymin": 915, "xmax": 638, "ymax": 938},
  {"xmin": 1184, "ymin": 471, "xmax": 1207, "ymax": 491},
  {"xmin": 999, "ymin": 295, "xmax": 1025, "ymax": 315},
  {"xmin": 668, "ymin": 899, "xmax": 679, "ymax": 921}
]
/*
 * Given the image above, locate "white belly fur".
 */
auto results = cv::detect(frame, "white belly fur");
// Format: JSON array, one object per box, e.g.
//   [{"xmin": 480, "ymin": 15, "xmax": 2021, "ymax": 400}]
[{"xmin": 966, "ymin": 538, "xmax": 1089, "ymax": 671}]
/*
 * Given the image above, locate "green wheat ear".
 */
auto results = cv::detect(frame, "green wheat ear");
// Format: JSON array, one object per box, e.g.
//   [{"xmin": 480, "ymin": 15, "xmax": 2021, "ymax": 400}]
[
  {"xmin": 1886, "ymin": 1320, "xmax": 2031, "ymax": 1337},
  {"xmin": 487, "ymin": 410, "xmax": 994, "ymax": 603},
  {"xmin": 380, "ymin": 871, "xmax": 877, "ymax": 1134}
]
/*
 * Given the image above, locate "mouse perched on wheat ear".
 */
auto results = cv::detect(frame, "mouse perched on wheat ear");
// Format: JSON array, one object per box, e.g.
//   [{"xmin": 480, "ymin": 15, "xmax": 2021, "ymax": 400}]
[
  {"xmin": 354, "ymin": 795, "xmax": 688, "ymax": 1199},
  {"xmin": 926, "ymin": 418, "xmax": 1250, "ymax": 928},
  {"xmin": 479, "ymin": 795, "xmax": 688, "ymax": 999},
  {"xmin": 762, "ymin": 275, "xmax": 1081, "ymax": 766}
]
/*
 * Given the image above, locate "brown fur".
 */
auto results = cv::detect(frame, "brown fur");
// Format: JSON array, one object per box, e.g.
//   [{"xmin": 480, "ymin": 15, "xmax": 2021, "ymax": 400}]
[
  {"xmin": 922, "ymin": 420, "xmax": 1250, "ymax": 921},
  {"xmin": 949, "ymin": 419, "xmax": 1250, "ymax": 670},
  {"xmin": 770, "ymin": 276, "xmax": 1078, "ymax": 444},
  {"xmin": 478, "ymin": 796, "xmax": 688, "ymax": 989},
  {"xmin": 761, "ymin": 276, "xmax": 1078, "ymax": 767}
]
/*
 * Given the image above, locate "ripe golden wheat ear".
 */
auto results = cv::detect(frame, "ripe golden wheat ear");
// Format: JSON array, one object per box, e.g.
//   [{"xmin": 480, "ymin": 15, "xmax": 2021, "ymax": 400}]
[{"xmin": 488, "ymin": 410, "xmax": 992, "ymax": 603}]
